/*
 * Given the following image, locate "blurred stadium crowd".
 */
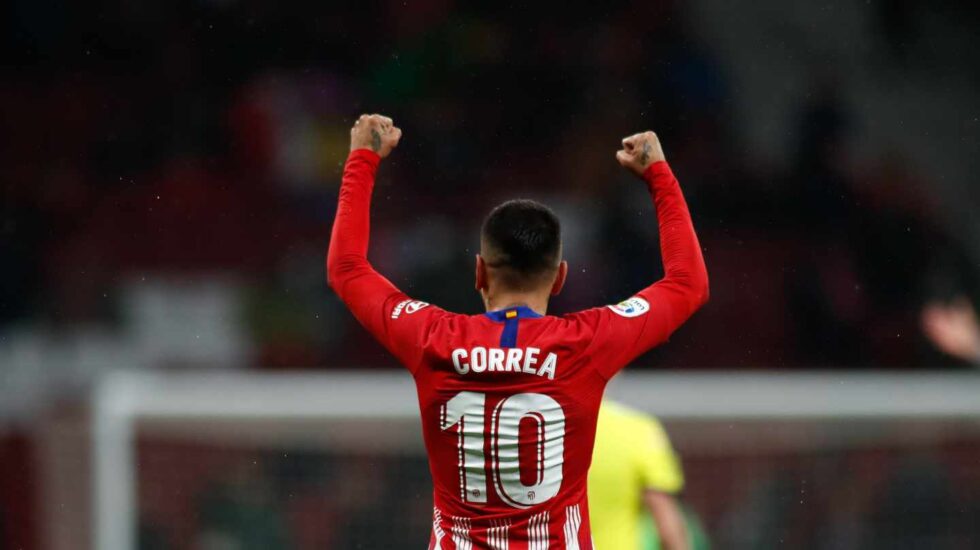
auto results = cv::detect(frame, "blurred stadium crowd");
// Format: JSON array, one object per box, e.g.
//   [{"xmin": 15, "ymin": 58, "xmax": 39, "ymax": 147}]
[
  {"xmin": 2, "ymin": 1, "xmax": 980, "ymax": 548},
  {"xmin": 3, "ymin": 1, "xmax": 980, "ymax": 384}
]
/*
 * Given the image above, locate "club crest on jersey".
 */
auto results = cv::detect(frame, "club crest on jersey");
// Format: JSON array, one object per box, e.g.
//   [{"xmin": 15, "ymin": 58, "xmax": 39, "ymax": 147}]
[
  {"xmin": 392, "ymin": 299, "xmax": 429, "ymax": 319},
  {"xmin": 608, "ymin": 296, "xmax": 650, "ymax": 318}
]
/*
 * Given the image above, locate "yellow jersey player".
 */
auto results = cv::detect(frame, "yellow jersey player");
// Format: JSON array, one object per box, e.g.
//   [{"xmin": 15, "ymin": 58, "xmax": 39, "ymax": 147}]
[{"xmin": 588, "ymin": 400, "xmax": 691, "ymax": 550}]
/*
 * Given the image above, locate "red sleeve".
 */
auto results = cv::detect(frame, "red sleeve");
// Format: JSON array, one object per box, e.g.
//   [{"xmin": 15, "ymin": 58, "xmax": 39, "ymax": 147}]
[
  {"xmin": 327, "ymin": 149, "xmax": 445, "ymax": 373},
  {"xmin": 572, "ymin": 161, "xmax": 709, "ymax": 379}
]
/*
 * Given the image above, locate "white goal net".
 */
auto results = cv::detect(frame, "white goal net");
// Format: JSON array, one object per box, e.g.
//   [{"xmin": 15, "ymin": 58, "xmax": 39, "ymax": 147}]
[{"xmin": 91, "ymin": 371, "xmax": 980, "ymax": 549}]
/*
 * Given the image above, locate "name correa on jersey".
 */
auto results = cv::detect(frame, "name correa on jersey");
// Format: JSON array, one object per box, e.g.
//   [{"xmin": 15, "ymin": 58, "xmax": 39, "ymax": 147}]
[{"xmin": 451, "ymin": 346, "xmax": 558, "ymax": 379}]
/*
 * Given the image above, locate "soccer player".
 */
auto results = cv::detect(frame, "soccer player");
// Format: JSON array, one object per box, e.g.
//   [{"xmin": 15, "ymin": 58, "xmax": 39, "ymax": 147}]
[
  {"xmin": 589, "ymin": 400, "xmax": 689, "ymax": 550},
  {"xmin": 327, "ymin": 114, "xmax": 708, "ymax": 548}
]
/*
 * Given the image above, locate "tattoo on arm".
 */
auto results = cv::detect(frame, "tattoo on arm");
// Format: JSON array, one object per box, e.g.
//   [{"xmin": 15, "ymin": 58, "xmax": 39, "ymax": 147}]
[
  {"xmin": 640, "ymin": 141, "xmax": 652, "ymax": 166},
  {"xmin": 371, "ymin": 129, "xmax": 382, "ymax": 153}
]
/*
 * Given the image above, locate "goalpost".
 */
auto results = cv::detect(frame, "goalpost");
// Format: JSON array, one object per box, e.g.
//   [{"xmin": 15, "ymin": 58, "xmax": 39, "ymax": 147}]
[{"xmin": 91, "ymin": 371, "xmax": 980, "ymax": 549}]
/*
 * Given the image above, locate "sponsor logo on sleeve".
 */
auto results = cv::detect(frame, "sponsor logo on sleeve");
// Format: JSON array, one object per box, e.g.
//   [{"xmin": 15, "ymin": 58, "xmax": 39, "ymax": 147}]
[
  {"xmin": 607, "ymin": 296, "xmax": 650, "ymax": 318},
  {"xmin": 392, "ymin": 299, "xmax": 430, "ymax": 319}
]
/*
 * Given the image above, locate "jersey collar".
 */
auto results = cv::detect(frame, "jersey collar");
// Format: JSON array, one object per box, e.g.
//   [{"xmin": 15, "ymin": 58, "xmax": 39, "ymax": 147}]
[{"xmin": 484, "ymin": 305, "xmax": 543, "ymax": 322}]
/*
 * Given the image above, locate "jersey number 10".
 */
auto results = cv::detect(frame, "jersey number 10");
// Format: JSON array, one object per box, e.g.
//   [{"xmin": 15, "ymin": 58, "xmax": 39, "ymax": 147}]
[{"xmin": 441, "ymin": 391, "xmax": 566, "ymax": 509}]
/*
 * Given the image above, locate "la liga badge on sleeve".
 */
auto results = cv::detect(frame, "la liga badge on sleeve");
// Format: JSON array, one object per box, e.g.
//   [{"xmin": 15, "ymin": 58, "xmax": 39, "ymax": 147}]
[{"xmin": 607, "ymin": 296, "xmax": 650, "ymax": 318}]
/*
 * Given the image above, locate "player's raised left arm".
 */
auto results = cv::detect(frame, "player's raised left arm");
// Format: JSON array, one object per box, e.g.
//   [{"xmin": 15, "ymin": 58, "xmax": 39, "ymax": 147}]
[
  {"xmin": 581, "ymin": 131, "xmax": 709, "ymax": 377},
  {"xmin": 616, "ymin": 131, "xmax": 709, "ymax": 321},
  {"xmin": 327, "ymin": 114, "xmax": 401, "ymax": 295},
  {"xmin": 327, "ymin": 114, "xmax": 438, "ymax": 372}
]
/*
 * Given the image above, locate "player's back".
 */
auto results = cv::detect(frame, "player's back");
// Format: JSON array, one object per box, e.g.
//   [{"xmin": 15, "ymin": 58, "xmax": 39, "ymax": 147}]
[{"xmin": 413, "ymin": 305, "xmax": 608, "ymax": 549}]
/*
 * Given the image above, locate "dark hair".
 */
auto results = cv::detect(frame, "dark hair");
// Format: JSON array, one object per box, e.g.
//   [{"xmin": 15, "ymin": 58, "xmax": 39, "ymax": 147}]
[{"xmin": 481, "ymin": 199, "xmax": 562, "ymax": 289}]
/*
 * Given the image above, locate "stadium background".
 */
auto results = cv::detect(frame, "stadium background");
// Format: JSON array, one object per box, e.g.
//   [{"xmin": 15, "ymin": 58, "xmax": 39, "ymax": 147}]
[{"xmin": 1, "ymin": 0, "xmax": 979, "ymax": 548}]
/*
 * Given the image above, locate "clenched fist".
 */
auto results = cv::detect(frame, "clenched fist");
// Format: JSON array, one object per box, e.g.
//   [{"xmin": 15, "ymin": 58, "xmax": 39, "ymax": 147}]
[
  {"xmin": 350, "ymin": 113, "xmax": 402, "ymax": 158},
  {"xmin": 616, "ymin": 131, "xmax": 666, "ymax": 178}
]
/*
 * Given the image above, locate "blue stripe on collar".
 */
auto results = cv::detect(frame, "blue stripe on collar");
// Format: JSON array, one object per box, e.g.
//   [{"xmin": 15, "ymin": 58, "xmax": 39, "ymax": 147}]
[{"xmin": 483, "ymin": 305, "xmax": 543, "ymax": 322}]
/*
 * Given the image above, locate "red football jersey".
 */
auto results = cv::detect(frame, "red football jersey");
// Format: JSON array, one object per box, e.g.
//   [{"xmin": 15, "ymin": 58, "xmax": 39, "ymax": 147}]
[{"xmin": 328, "ymin": 149, "xmax": 708, "ymax": 549}]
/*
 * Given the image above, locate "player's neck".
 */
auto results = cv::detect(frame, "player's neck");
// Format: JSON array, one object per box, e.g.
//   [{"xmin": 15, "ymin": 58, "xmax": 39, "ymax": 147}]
[{"xmin": 483, "ymin": 291, "xmax": 550, "ymax": 316}]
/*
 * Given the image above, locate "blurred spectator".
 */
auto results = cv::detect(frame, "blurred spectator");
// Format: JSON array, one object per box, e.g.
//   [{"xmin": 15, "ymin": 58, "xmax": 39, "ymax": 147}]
[
  {"xmin": 920, "ymin": 242, "xmax": 980, "ymax": 367},
  {"xmin": 921, "ymin": 297, "xmax": 980, "ymax": 366}
]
